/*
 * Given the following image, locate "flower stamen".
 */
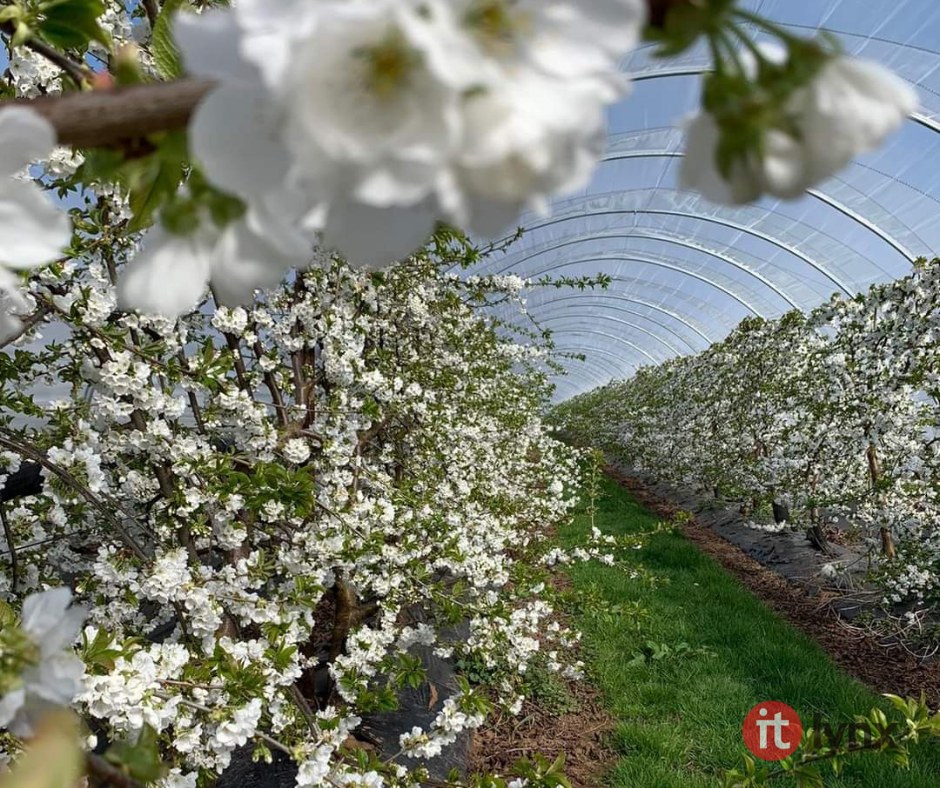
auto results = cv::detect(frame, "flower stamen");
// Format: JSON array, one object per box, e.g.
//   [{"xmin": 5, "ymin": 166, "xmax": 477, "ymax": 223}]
[{"xmin": 356, "ymin": 31, "xmax": 421, "ymax": 100}]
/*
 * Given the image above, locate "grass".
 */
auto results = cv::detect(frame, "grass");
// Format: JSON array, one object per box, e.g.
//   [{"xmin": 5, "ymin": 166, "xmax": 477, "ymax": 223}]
[{"xmin": 559, "ymin": 475, "xmax": 940, "ymax": 787}]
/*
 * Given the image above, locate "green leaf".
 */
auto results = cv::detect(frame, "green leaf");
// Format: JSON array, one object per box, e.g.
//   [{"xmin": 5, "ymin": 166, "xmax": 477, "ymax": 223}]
[
  {"xmin": 11, "ymin": 21, "xmax": 32, "ymax": 47},
  {"xmin": 0, "ymin": 6, "xmax": 22, "ymax": 24},
  {"xmin": 39, "ymin": 0, "xmax": 109, "ymax": 49},
  {"xmin": 105, "ymin": 724, "xmax": 167, "ymax": 783},
  {"xmin": 151, "ymin": 0, "xmax": 188, "ymax": 80},
  {"xmin": 0, "ymin": 599, "xmax": 15, "ymax": 628},
  {"xmin": 77, "ymin": 148, "xmax": 126, "ymax": 183},
  {"xmin": 126, "ymin": 131, "xmax": 189, "ymax": 232}
]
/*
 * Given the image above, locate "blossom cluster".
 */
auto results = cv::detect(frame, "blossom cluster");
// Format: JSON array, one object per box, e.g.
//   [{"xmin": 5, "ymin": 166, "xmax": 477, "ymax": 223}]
[
  {"xmin": 553, "ymin": 258, "xmax": 940, "ymax": 607},
  {"xmin": 0, "ymin": 0, "xmax": 921, "ymax": 333},
  {"xmin": 682, "ymin": 41, "xmax": 916, "ymax": 204},
  {"xmin": 169, "ymin": 0, "xmax": 646, "ymax": 276}
]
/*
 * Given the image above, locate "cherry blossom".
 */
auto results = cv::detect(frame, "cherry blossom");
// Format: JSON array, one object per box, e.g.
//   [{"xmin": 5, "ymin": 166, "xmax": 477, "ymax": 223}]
[
  {"xmin": 173, "ymin": 0, "xmax": 646, "ymax": 272},
  {"xmin": 0, "ymin": 588, "xmax": 87, "ymax": 738},
  {"xmin": 0, "ymin": 108, "xmax": 71, "ymax": 340},
  {"xmin": 681, "ymin": 49, "xmax": 918, "ymax": 204}
]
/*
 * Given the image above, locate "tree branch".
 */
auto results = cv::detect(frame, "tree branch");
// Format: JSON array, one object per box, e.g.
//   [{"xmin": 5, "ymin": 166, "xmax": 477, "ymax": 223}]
[
  {"xmin": 0, "ymin": 503, "xmax": 18, "ymax": 593},
  {"xmin": 10, "ymin": 78, "xmax": 214, "ymax": 148},
  {"xmin": 86, "ymin": 753, "xmax": 146, "ymax": 788}
]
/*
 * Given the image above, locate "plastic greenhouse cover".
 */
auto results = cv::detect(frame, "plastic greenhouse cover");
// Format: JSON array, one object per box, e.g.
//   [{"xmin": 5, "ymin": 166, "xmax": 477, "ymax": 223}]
[{"xmin": 459, "ymin": 0, "xmax": 940, "ymax": 401}]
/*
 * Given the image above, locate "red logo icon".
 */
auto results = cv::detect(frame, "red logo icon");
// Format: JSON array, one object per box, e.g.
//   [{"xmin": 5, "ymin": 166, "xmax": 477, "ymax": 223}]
[{"xmin": 742, "ymin": 701, "xmax": 803, "ymax": 760}]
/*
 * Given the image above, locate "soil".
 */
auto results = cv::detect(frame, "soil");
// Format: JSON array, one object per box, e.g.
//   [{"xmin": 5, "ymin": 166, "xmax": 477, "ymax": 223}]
[
  {"xmin": 468, "ymin": 570, "xmax": 619, "ymax": 787},
  {"xmin": 606, "ymin": 466, "xmax": 940, "ymax": 708},
  {"xmin": 469, "ymin": 671, "xmax": 618, "ymax": 787}
]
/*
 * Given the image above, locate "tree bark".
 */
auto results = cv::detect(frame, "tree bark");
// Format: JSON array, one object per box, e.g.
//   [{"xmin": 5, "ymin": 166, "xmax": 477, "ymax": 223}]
[
  {"xmin": 13, "ymin": 78, "xmax": 214, "ymax": 148},
  {"xmin": 807, "ymin": 506, "xmax": 830, "ymax": 552},
  {"xmin": 866, "ymin": 443, "xmax": 897, "ymax": 558}
]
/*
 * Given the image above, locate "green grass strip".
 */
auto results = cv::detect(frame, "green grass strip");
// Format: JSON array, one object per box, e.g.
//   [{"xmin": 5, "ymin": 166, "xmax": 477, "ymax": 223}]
[{"xmin": 560, "ymin": 476, "xmax": 940, "ymax": 786}]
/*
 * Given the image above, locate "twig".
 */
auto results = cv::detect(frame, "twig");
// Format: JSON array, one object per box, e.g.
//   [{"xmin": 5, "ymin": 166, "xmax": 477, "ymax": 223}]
[
  {"xmin": 288, "ymin": 684, "xmax": 321, "ymax": 736},
  {"xmin": 0, "ymin": 502, "xmax": 17, "ymax": 592},
  {"xmin": 252, "ymin": 340, "xmax": 289, "ymax": 428},
  {"xmin": 86, "ymin": 752, "xmax": 146, "ymax": 788},
  {"xmin": 0, "ymin": 304, "xmax": 52, "ymax": 350}
]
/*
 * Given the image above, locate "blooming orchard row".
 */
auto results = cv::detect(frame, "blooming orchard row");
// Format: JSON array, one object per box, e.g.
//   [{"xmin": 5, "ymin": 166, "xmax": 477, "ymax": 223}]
[
  {"xmin": 552, "ymin": 259, "xmax": 940, "ymax": 607},
  {"xmin": 0, "ymin": 227, "xmax": 608, "ymax": 785}
]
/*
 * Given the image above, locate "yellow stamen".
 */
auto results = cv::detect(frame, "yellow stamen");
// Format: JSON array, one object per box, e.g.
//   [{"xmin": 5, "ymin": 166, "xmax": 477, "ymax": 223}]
[{"xmin": 357, "ymin": 31, "xmax": 420, "ymax": 100}]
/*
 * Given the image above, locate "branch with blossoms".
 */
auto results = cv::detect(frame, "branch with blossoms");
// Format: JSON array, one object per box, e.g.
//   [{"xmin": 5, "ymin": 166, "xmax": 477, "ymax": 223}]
[
  {"xmin": 12, "ymin": 1, "xmax": 703, "ymax": 147},
  {"xmin": 0, "ymin": 231, "xmax": 602, "ymax": 785},
  {"xmin": 0, "ymin": 0, "xmax": 918, "ymax": 337},
  {"xmin": 0, "ymin": 0, "xmax": 916, "ymax": 330}
]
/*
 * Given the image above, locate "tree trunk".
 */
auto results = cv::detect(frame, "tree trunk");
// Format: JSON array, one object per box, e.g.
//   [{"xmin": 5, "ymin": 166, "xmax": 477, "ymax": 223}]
[
  {"xmin": 330, "ymin": 577, "xmax": 358, "ymax": 661},
  {"xmin": 866, "ymin": 443, "xmax": 896, "ymax": 557},
  {"xmin": 880, "ymin": 527, "xmax": 897, "ymax": 559},
  {"xmin": 807, "ymin": 506, "xmax": 829, "ymax": 552}
]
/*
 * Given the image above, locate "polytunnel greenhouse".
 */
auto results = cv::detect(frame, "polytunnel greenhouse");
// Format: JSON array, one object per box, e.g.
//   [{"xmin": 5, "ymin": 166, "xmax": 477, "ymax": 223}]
[{"xmin": 2, "ymin": 1, "xmax": 940, "ymax": 787}]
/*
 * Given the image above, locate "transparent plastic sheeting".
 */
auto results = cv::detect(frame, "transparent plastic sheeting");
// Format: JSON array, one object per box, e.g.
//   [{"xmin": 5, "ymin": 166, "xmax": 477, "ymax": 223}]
[{"xmin": 456, "ymin": 0, "xmax": 940, "ymax": 402}]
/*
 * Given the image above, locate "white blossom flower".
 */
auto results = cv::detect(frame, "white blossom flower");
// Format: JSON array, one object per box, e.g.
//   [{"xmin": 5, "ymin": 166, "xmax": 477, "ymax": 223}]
[
  {"xmin": 0, "ymin": 587, "xmax": 87, "ymax": 737},
  {"xmin": 798, "ymin": 56, "xmax": 918, "ymax": 178},
  {"xmin": 117, "ymin": 201, "xmax": 310, "ymax": 317},
  {"xmin": 174, "ymin": 0, "xmax": 645, "ymax": 271},
  {"xmin": 681, "ymin": 111, "xmax": 807, "ymax": 204},
  {"xmin": 0, "ymin": 108, "xmax": 72, "ymax": 339},
  {"xmin": 283, "ymin": 438, "xmax": 311, "ymax": 465},
  {"xmin": 681, "ymin": 52, "xmax": 917, "ymax": 204},
  {"xmin": 157, "ymin": 768, "xmax": 198, "ymax": 788}
]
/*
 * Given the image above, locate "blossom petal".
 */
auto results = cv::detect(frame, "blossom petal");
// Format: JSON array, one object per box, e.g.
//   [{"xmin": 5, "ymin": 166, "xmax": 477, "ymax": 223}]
[
  {"xmin": 6, "ymin": 693, "xmax": 58, "ymax": 738},
  {"xmin": 0, "ymin": 688, "xmax": 25, "ymax": 729},
  {"xmin": 0, "ymin": 108, "xmax": 57, "ymax": 174},
  {"xmin": 245, "ymin": 189, "xmax": 314, "ymax": 260},
  {"xmin": 37, "ymin": 606, "xmax": 88, "ymax": 656},
  {"xmin": 463, "ymin": 194, "xmax": 525, "ymax": 239},
  {"xmin": 174, "ymin": 9, "xmax": 259, "ymax": 83},
  {"xmin": 0, "ymin": 267, "xmax": 32, "ymax": 344},
  {"xmin": 26, "ymin": 653, "xmax": 85, "ymax": 705},
  {"xmin": 210, "ymin": 218, "xmax": 299, "ymax": 307},
  {"xmin": 235, "ymin": 0, "xmax": 317, "ymax": 87},
  {"xmin": 0, "ymin": 179, "xmax": 71, "ymax": 268},
  {"xmin": 760, "ymin": 129, "xmax": 809, "ymax": 199},
  {"xmin": 190, "ymin": 84, "xmax": 292, "ymax": 204},
  {"xmin": 21, "ymin": 587, "xmax": 72, "ymax": 641},
  {"xmin": 118, "ymin": 227, "xmax": 214, "ymax": 317},
  {"xmin": 320, "ymin": 200, "xmax": 436, "ymax": 270}
]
